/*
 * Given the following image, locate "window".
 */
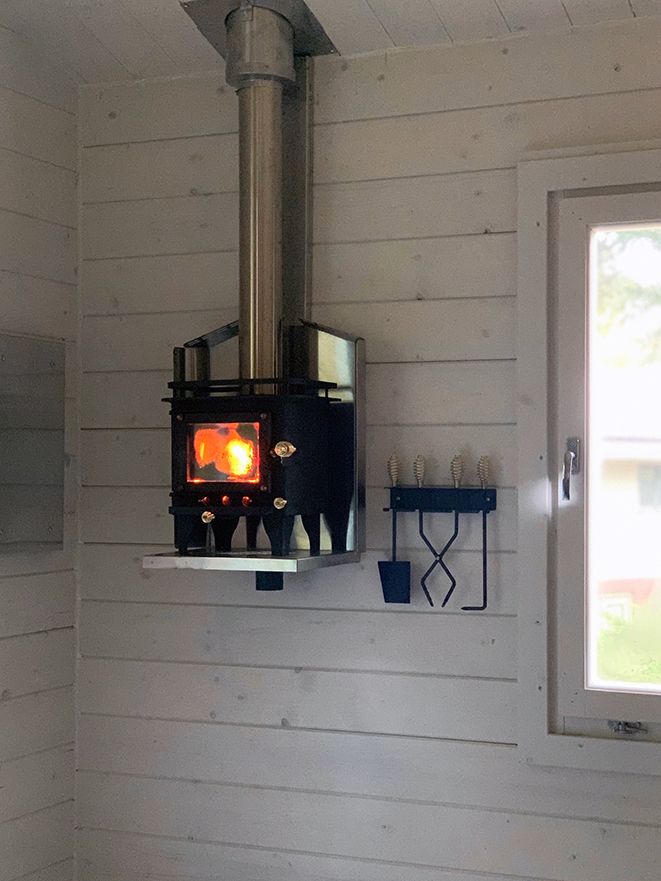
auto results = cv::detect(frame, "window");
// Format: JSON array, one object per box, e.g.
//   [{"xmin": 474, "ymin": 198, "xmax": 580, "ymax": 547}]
[{"xmin": 518, "ymin": 148, "xmax": 661, "ymax": 775}]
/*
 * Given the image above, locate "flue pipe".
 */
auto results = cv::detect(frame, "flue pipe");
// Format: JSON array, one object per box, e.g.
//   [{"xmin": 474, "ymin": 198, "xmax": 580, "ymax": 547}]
[{"xmin": 225, "ymin": 4, "xmax": 296, "ymax": 386}]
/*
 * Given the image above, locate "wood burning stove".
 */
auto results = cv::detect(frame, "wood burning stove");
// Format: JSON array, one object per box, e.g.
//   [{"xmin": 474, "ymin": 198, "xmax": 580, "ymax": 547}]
[
  {"xmin": 168, "ymin": 336, "xmax": 362, "ymax": 589},
  {"xmin": 143, "ymin": 2, "xmax": 364, "ymax": 589},
  {"xmin": 146, "ymin": 319, "xmax": 364, "ymax": 590}
]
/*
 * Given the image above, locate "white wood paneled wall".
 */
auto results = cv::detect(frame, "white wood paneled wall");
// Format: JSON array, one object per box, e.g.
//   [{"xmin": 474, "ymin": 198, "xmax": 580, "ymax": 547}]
[
  {"xmin": 0, "ymin": 25, "xmax": 77, "ymax": 881},
  {"xmin": 78, "ymin": 18, "xmax": 661, "ymax": 881}
]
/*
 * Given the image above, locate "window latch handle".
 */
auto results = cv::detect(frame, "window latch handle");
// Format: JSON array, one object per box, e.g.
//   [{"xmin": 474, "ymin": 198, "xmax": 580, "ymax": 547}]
[{"xmin": 562, "ymin": 437, "xmax": 581, "ymax": 501}]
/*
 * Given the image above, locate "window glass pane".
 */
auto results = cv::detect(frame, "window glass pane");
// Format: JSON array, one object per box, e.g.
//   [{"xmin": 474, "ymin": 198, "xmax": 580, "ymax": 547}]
[{"xmin": 588, "ymin": 225, "xmax": 661, "ymax": 694}]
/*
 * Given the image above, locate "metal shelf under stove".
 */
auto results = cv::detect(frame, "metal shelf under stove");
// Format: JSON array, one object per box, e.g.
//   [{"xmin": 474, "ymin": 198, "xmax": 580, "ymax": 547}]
[{"xmin": 143, "ymin": 549, "xmax": 360, "ymax": 573}]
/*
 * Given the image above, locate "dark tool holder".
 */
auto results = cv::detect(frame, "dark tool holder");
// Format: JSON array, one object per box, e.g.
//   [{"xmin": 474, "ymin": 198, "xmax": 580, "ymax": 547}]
[{"xmin": 379, "ymin": 486, "xmax": 497, "ymax": 610}]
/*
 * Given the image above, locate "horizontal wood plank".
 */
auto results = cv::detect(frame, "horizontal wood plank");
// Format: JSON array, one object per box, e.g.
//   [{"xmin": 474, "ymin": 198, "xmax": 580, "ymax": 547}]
[
  {"xmin": 79, "ymin": 602, "xmax": 515, "ymax": 678},
  {"xmin": 82, "ymin": 132, "xmax": 238, "ymax": 202},
  {"xmin": 80, "ymin": 87, "xmax": 661, "ymax": 196},
  {"xmin": 312, "ymin": 233, "xmax": 516, "ymax": 304},
  {"xmin": 0, "ymin": 744, "xmax": 73, "ymax": 824},
  {"xmin": 0, "ymin": 28, "xmax": 76, "ymax": 113},
  {"xmin": 76, "ymin": 773, "xmax": 661, "ymax": 881},
  {"xmin": 82, "ymin": 234, "xmax": 515, "ymax": 315},
  {"xmin": 79, "ymin": 657, "xmax": 516, "ymax": 742},
  {"xmin": 0, "ymin": 87, "xmax": 75, "ymax": 169},
  {"xmin": 76, "ymin": 828, "xmax": 518, "ymax": 881},
  {"xmin": 82, "ymin": 171, "xmax": 513, "ymax": 260},
  {"xmin": 81, "ymin": 251, "xmax": 238, "ymax": 316},
  {"xmin": 78, "ymin": 714, "xmax": 661, "ymax": 824},
  {"xmin": 82, "ymin": 371, "xmax": 169, "ymax": 429},
  {"xmin": 433, "ymin": 0, "xmax": 510, "ymax": 42},
  {"xmin": 313, "ymin": 18, "xmax": 661, "ymax": 124},
  {"xmin": 0, "ymin": 210, "xmax": 75, "ymax": 284},
  {"xmin": 0, "ymin": 687, "xmax": 73, "ymax": 762},
  {"xmin": 314, "ymin": 297, "xmax": 516, "ymax": 363},
  {"xmin": 15, "ymin": 858, "xmax": 73, "ymax": 881},
  {"xmin": 0, "ymin": 150, "xmax": 75, "ymax": 228},
  {"xmin": 367, "ymin": 361, "xmax": 516, "ymax": 425},
  {"xmin": 0, "ymin": 802, "xmax": 72, "ymax": 881},
  {"xmin": 79, "ymin": 75, "xmax": 237, "ymax": 146},
  {"xmin": 0, "ymin": 629, "xmax": 73, "ymax": 700},
  {"xmin": 82, "ymin": 191, "xmax": 238, "ymax": 260},
  {"xmin": 314, "ymin": 170, "xmax": 515, "ymax": 244},
  {"xmin": 0, "ymin": 429, "xmax": 67, "ymax": 486},
  {"xmin": 314, "ymin": 87, "xmax": 661, "ymax": 183},
  {"xmin": 0, "ymin": 271, "xmax": 75, "ymax": 340},
  {"xmin": 0, "ymin": 570, "xmax": 74, "ymax": 638}
]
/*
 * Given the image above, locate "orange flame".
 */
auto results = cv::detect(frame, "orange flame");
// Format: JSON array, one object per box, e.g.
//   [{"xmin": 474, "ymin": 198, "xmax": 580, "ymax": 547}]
[{"xmin": 191, "ymin": 423, "xmax": 259, "ymax": 483}]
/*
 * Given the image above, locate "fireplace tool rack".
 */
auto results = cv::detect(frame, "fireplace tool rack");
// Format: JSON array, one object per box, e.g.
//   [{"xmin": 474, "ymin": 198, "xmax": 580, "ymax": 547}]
[{"xmin": 379, "ymin": 485, "xmax": 497, "ymax": 610}]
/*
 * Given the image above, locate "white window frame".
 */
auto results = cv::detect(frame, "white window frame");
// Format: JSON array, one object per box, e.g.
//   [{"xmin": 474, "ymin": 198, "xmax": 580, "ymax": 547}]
[{"xmin": 518, "ymin": 146, "xmax": 661, "ymax": 775}]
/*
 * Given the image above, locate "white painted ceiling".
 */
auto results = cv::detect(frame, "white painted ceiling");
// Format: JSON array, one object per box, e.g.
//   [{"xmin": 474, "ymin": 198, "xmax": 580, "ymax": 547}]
[{"xmin": 0, "ymin": 0, "xmax": 657, "ymax": 83}]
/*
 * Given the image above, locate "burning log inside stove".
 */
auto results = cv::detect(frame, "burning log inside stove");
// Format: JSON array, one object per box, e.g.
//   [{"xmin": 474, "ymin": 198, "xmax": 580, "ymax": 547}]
[{"xmin": 190, "ymin": 423, "xmax": 261, "ymax": 484}]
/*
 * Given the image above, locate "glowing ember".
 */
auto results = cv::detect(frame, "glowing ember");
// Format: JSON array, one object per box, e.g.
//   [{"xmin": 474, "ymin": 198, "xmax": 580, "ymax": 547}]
[{"xmin": 189, "ymin": 422, "xmax": 260, "ymax": 484}]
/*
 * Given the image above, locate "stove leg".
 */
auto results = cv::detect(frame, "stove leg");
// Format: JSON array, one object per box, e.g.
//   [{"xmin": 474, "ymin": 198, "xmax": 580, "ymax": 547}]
[
  {"xmin": 175, "ymin": 514, "xmax": 207, "ymax": 555},
  {"xmin": 301, "ymin": 513, "xmax": 321, "ymax": 555},
  {"xmin": 246, "ymin": 515, "xmax": 261, "ymax": 551},
  {"xmin": 263, "ymin": 511, "xmax": 295, "ymax": 556},
  {"xmin": 211, "ymin": 516, "xmax": 240, "ymax": 552},
  {"xmin": 323, "ymin": 506, "xmax": 351, "ymax": 553}
]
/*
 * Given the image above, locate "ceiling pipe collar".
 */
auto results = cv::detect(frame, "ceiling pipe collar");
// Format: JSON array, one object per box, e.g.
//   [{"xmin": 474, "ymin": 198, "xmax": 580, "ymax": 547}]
[{"xmin": 225, "ymin": 4, "xmax": 295, "ymax": 87}]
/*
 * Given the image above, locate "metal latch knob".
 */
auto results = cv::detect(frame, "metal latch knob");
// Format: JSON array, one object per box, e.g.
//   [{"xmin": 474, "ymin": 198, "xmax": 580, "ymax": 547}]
[
  {"xmin": 562, "ymin": 437, "xmax": 581, "ymax": 501},
  {"xmin": 273, "ymin": 440, "xmax": 296, "ymax": 460},
  {"xmin": 201, "ymin": 510, "xmax": 215, "ymax": 524}
]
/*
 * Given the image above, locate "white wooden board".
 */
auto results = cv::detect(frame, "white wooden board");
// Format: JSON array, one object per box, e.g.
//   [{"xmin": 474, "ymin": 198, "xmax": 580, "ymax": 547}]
[
  {"xmin": 77, "ymin": 714, "xmax": 661, "ymax": 825},
  {"xmin": 0, "ymin": 629, "xmax": 73, "ymax": 700},
  {"xmin": 79, "ymin": 75, "xmax": 237, "ymax": 146},
  {"xmin": 0, "ymin": 571, "xmax": 74, "ymax": 638},
  {"xmin": 313, "ymin": 19, "xmax": 661, "ymax": 123},
  {"xmin": 77, "ymin": 829, "xmax": 516, "ymax": 881},
  {"xmin": 0, "ymin": 687, "xmax": 74, "ymax": 762},
  {"xmin": 0, "ymin": 802, "xmax": 72, "ymax": 881},
  {"xmin": 0, "ymin": 745, "xmax": 73, "ymax": 825},
  {"xmin": 79, "ymin": 602, "xmax": 515, "ymax": 678},
  {"xmin": 79, "ymin": 657, "xmax": 516, "ymax": 742},
  {"xmin": 314, "ymin": 170, "xmax": 515, "ymax": 243},
  {"xmin": 76, "ymin": 773, "xmax": 661, "ymax": 881}
]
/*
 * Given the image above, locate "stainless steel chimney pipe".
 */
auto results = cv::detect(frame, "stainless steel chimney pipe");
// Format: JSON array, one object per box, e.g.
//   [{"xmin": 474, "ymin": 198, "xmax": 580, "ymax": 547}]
[{"xmin": 226, "ymin": 5, "xmax": 296, "ymax": 386}]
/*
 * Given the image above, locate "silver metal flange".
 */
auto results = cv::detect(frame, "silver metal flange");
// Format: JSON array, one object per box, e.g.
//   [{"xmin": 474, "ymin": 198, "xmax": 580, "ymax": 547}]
[
  {"xmin": 226, "ymin": 4, "xmax": 295, "ymax": 87},
  {"xmin": 180, "ymin": 0, "xmax": 336, "ymax": 62}
]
